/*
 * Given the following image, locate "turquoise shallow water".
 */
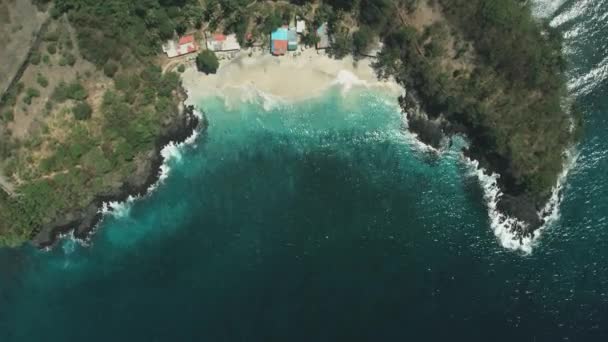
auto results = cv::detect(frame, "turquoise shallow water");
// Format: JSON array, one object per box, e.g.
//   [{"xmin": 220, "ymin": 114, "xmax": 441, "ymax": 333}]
[{"xmin": 1, "ymin": 1, "xmax": 608, "ymax": 340}]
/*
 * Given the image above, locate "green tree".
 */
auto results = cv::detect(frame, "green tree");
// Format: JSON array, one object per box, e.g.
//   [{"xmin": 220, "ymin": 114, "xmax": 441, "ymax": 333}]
[
  {"xmin": 302, "ymin": 32, "xmax": 320, "ymax": 47},
  {"xmin": 104, "ymin": 61, "xmax": 119, "ymax": 78},
  {"xmin": 47, "ymin": 43, "xmax": 57, "ymax": 54},
  {"xmin": 325, "ymin": 0, "xmax": 354, "ymax": 10},
  {"xmin": 263, "ymin": 11, "xmax": 283, "ymax": 33},
  {"xmin": 331, "ymin": 31, "xmax": 352, "ymax": 59},
  {"xmin": 30, "ymin": 52, "xmax": 41, "ymax": 65},
  {"xmin": 36, "ymin": 73, "xmax": 49, "ymax": 88},
  {"xmin": 353, "ymin": 26, "xmax": 374, "ymax": 54},
  {"xmin": 23, "ymin": 87, "xmax": 41, "ymax": 105},
  {"xmin": 64, "ymin": 52, "xmax": 77, "ymax": 66},
  {"xmin": 3, "ymin": 110, "xmax": 14, "ymax": 122},
  {"xmin": 72, "ymin": 102, "xmax": 92, "ymax": 120},
  {"xmin": 195, "ymin": 50, "xmax": 219, "ymax": 74}
]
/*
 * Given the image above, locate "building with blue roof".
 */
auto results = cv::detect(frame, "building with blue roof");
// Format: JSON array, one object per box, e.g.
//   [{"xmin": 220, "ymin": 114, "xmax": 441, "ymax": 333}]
[{"xmin": 271, "ymin": 27, "xmax": 289, "ymax": 55}]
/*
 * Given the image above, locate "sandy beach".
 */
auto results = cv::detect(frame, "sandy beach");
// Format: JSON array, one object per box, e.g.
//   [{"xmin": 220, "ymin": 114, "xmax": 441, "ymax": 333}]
[{"xmin": 181, "ymin": 48, "xmax": 402, "ymax": 104}]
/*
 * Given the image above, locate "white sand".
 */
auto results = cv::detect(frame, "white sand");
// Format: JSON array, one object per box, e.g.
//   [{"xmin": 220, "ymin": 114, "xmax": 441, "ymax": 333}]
[{"xmin": 181, "ymin": 48, "xmax": 402, "ymax": 104}]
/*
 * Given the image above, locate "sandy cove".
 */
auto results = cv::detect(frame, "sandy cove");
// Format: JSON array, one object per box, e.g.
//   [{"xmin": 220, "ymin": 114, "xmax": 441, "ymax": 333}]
[{"xmin": 181, "ymin": 48, "xmax": 402, "ymax": 103}]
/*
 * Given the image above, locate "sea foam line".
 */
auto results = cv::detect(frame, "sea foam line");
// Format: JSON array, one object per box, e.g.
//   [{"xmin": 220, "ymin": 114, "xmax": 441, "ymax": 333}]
[
  {"xmin": 531, "ymin": 0, "xmax": 570, "ymax": 19},
  {"xmin": 104, "ymin": 108, "xmax": 202, "ymax": 215},
  {"xmin": 398, "ymin": 92, "xmax": 576, "ymax": 254},
  {"xmin": 465, "ymin": 148, "xmax": 577, "ymax": 254},
  {"xmin": 58, "ymin": 107, "xmax": 204, "ymax": 248}
]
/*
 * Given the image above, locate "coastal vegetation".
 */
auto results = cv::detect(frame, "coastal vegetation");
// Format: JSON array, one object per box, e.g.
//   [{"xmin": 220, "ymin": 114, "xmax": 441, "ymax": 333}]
[
  {"xmin": 196, "ymin": 50, "xmax": 219, "ymax": 74},
  {"xmin": 375, "ymin": 0, "xmax": 574, "ymax": 226},
  {"xmin": 0, "ymin": 0, "xmax": 573, "ymax": 245},
  {"xmin": 279, "ymin": 0, "xmax": 574, "ymax": 228},
  {"xmin": 0, "ymin": 0, "xmax": 200, "ymax": 246}
]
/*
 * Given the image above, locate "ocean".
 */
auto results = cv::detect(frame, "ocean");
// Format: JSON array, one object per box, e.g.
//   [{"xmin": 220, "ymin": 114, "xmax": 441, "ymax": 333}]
[{"xmin": 1, "ymin": 1, "xmax": 607, "ymax": 340}]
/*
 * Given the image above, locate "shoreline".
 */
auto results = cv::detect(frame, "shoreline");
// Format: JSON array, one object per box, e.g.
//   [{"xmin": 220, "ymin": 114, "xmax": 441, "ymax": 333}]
[
  {"xmin": 31, "ymin": 48, "xmax": 395, "ymax": 249},
  {"xmin": 401, "ymin": 90, "xmax": 577, "ymax": 252},
  {"xmin": 30, "ymin": 101, "xmax": 204, "ymax": 249},
  {"xmin": 29, "ymin": 46, "xmax": 570, "ymax": 253},
  {"xmin": 181, "ymin": 48, "xmax": 402, "ymax": 104}
]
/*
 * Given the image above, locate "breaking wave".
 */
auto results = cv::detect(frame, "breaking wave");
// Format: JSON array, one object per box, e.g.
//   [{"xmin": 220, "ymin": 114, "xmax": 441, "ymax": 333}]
[
  {"xmin": 465, "ymin": 149, "xmax": 578, "ymax": 254},
  {"xmin": 531, "ymin": 0, "xmax": 570, "ymax": 18},
  {"xmin": 47, "ymin": 108, "xmax": 204, "ymax": 247},
  {"xmin": 568, "ymin": 54, "xmax": 608, "ymax": 97}
]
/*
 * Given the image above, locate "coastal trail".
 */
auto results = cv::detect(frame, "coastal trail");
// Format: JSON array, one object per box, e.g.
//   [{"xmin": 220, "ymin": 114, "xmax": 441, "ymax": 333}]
[{"xmin": 0, "ymin": 173, "xmax": 15, "ymax": 196}]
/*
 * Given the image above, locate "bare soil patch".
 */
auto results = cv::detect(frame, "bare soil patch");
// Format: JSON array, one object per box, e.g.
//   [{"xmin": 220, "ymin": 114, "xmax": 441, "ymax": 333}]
[{"xmin": 0, "ymin": 0, "xmax": 48, "ymax": 97}]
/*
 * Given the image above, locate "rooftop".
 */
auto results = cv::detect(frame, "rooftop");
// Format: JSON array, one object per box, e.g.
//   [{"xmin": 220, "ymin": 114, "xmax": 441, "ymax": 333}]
[
  {"xmin": 271, "ymin": 27, "xmax": 289, "ymax": 41},
  {"xmin": 178, "ymin": 35, "xmax": 194, "ymax": 45},
  {"xmin": 207, "ymin": 33, "xmax": 241, "ymax": 52}
]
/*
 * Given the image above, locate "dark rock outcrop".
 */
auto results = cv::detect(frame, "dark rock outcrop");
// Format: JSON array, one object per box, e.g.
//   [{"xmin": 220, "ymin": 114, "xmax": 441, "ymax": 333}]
[
  {"xmin": 399, "ymin": 91, "xmax": 546, "ymax": 239},
  {"xmin": 31, "ymin": 104, "xmax": 204, "ymax": 248}
]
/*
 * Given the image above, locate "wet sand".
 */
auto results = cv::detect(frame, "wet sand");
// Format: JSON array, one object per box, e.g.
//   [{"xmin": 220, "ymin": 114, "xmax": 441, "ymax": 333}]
[{"xmin": 181, "ymin": 48, "xmax": 401, "ymax": 103}]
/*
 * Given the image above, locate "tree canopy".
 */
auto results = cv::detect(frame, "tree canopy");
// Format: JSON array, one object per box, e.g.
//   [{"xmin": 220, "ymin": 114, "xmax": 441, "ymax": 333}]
[{"xmin": 196, "ymin": 50, "xmax": 219, "ymax": 74}]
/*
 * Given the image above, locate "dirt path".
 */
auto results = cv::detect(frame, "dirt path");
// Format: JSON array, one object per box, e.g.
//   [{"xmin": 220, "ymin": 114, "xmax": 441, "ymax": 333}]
[
  {"xmin": 0, "ymin": 0, "xmax": 49, "ymax": 99},
  {"xmin": 0, "ymin": 173, "xmax": 15, "ymax": 196}
]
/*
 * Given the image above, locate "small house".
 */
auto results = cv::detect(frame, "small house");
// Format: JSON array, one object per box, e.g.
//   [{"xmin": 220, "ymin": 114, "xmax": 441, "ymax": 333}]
[
  {"xmin": 271, "ymin": 27, "xmax": 289, "ymax": 56},
  {"xmin": 206, "ymin": 33, "xmax": 241, "ymax": 52},
  {"xmin": 162, "ymin": 34, "xmax": 199, "ymax": 58},
  {"xmin": 296, "ymin": 20, "xmax": 306, "ymax": 34},
  {"xmin": 287, "ymin": 28, "xmax": 298, "ymax": 51},
  {"xmin": 316, "ymin": 23, "xmax": 331, "ymax": 50}
]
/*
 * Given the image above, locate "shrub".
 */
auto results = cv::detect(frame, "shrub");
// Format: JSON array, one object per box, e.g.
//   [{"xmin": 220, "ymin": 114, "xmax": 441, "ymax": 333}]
[
  {"xmin": 52, "ymin": 81, "xmax": 88, "ymax": 102},
  {"xmin": 44, "ymin": 30, "xmax": 59, "ymax": 42},
  {"xmin": 47, "ymin": 43, "xmax": 57, "ymax": 54},
  {"xmin": 331, "ymin": 32, "xmax": 352, "ymax": 59},
  {"xmin": 42, "ymin": 54, "xmax": 50, "ymax": 64},
  {"xmin": 36, "ymin": 73, "xmax": 49, "ymax": 88},
  {"xmin": 72, "ymin": 102, "xmax": 92, "ymax": 120},
  {"xmin": 30, "ymin": 52, "xmax": 41, "ymax": 65},
  {"xmin": 103, "ymin": 61, "xmax": 119, "ymax": 78},
  {"xmin": 195, "ymin": 50, "xmax": 219, "ymax": 74},
  {"xmin": 64, "ymin": 53, "xmax": 76, "ymax": 66},
  {"xmin": 302, "ymin": 32, "xmax": 320, "ymax": 47},
  {"xmin": 177, "ymin": 64, "xmax": 185, "ymax": 73},
  {"xmin": 353, "ymin": 26, "xmax": 374, "ymax": 54},
  {"xmin": 3, "ymin": 110, "xmax": 14, "ymax": 122},
  {"xmin": 23, "ymin": 87, "xmax": 40, "ymax": 105}
]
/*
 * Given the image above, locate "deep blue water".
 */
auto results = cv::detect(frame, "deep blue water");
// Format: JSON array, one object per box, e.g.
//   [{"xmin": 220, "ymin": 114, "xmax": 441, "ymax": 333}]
[{"xmin": 1, "ymin": 1, "xmax": 608, "ymax": 341}]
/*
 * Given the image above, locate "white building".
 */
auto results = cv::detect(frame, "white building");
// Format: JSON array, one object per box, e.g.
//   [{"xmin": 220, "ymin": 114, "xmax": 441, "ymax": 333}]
[
  {"xmin": 162, "ymin": 35, "xmax": 198, "ymax": 58},
  {"xmin": 296, "ymin": 20, "xmax": 306, "ymax": 34},
  {"xmin": 206, "ymin": 33, "xmax": 241, "ymax": 52}
]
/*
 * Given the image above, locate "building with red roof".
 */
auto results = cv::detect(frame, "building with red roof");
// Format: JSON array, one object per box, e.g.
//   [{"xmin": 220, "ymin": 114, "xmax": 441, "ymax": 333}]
[
  {"xmin": 162, "ymin": 34, "xmax": 199, "ymax": 58},
  {"xmin": 271, "ymin": 27, "xmax": 289, "ymax": 56},
  {"xmin": 206, "ymin": 33, "xmax": 240, "ymax": 52}
]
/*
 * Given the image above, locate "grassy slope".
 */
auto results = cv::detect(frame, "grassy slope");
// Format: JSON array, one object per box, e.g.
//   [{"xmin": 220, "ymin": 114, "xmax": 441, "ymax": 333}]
[
  {"xmin": 370, "ymin": 0, "xmax": 575, "ymax": 215},
  {"xmin": 0, "ymin": 0, "xmax": 576, "ymax": 244},
  {"xmin": 0, "ymin": 0, "xmax": 198, "ymax": 246}
]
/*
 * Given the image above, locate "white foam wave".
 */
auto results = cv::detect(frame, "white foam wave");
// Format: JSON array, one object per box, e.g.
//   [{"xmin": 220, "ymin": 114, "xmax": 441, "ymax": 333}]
[
  {"xmin": 150, "ymin": 108, "xmax": 203, "ymax": 188},
  {"xmin": 531, "ymin": 0, "xmax": 569, "ymax": 19},
  {"xmin": 54, "ymin": 230, "xmax": 89, "ymax": 251},
  {"xmin": 258, "ymin": 89, "xmax": 284, "ymax": 111},
  {"xmin": 99, "ymin": 195, "xmax": 138, "ymax": 218},
  {"xmin": 550, "ymin": 0, "xmax": 591, "ymax": 27},
  {"xmin": 465, "ymin": 148, "xmax": 577, "ymax": 254},
  {"xmin": 465, "ymin": 159, "xmax": 536, "ymax": 253},
  {"xmin": 539, "ymin": 148, "xmax": 579, "ymax": 225},
  {"xmin": 568, "ymin": 54, "xmax": 608, "ymax": 97},
  {"xmin": 56, "ymin": 107, "xmax": 203, "ymax": 246},
  {"xmin": 331, "ymin": 70, "xmax": 369, "ymax": 93},
  {"xmin": 219, "ymin": 85, "xmax": 286, "ymax": 111}
]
